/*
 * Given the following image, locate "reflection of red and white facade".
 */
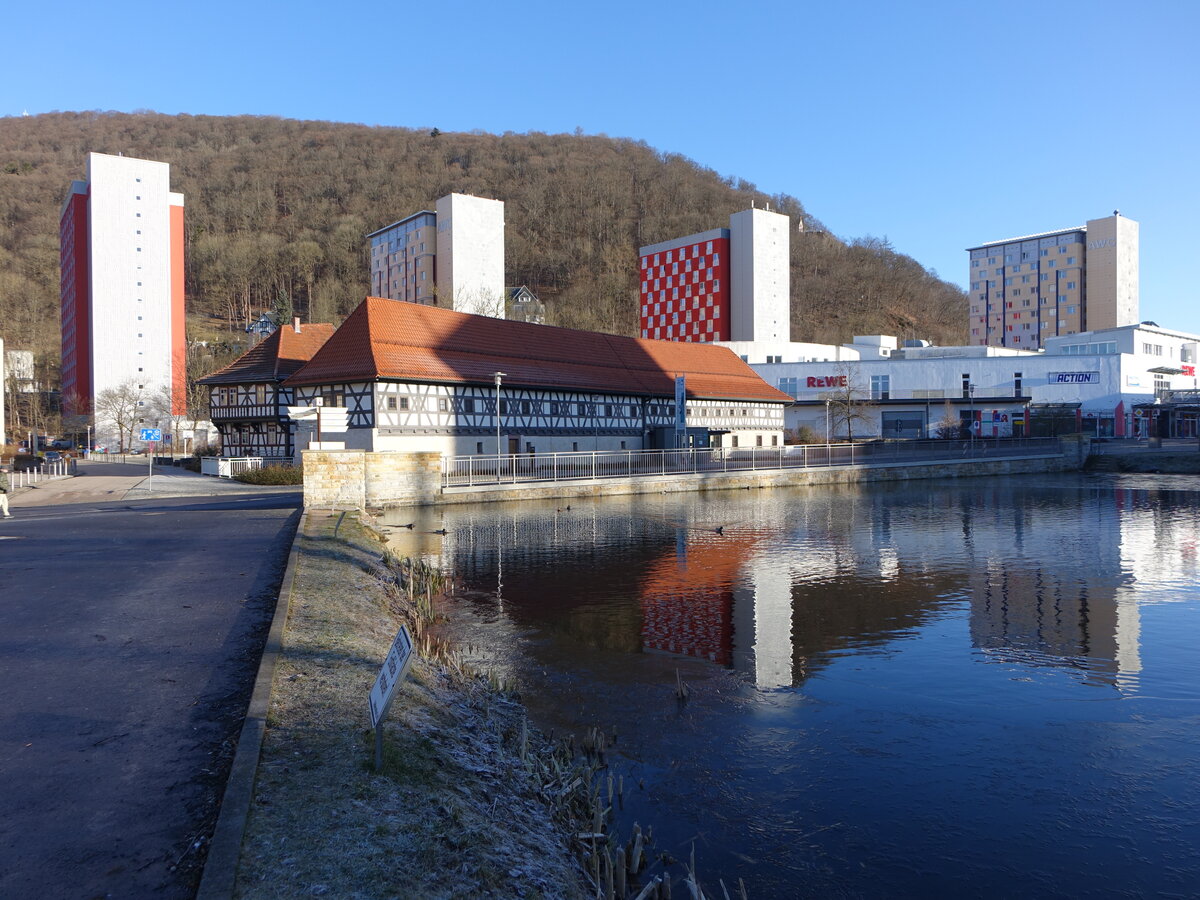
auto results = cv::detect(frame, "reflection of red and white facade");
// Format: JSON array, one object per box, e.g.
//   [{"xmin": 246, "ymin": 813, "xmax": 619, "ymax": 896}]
[
  {"xmin": 640, "ymin": 533, "xmax": 743, "ymax": 664},
  {"xmin": 640, "ymin": 207, "xmax": 790, "ymax": 345}
]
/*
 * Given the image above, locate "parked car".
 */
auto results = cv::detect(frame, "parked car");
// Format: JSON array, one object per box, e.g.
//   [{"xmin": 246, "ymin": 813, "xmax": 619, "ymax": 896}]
[
  {"xmin": 12, "ymin": 455, "xmax": 43, "ymax": 472},
  {"xmin": 44, "ymin": 451, "xmax": 63, "ymax": 462}
]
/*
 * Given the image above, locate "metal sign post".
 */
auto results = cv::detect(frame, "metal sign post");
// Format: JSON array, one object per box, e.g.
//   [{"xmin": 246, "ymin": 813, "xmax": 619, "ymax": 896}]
[
  {"xmin": 368, "ymin": 624, "xmax": 414, "ymax": 771},
  {"xmin": 138, "ymin": 428, "xmax": 162, "ymax": 491}
]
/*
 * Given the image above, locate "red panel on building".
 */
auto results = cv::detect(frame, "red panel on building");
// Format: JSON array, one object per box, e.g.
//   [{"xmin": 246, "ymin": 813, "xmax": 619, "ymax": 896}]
[
  {"xmin": 638, "ymin": 236, "xmax": 731, "ymax": 343},
  {"xmin": 170, "ymin": 202, "xmax": 187, "ymax": 414},
  {"xmin": 60, "ymin": 190, "xmax": 91, "ymax": 416}
]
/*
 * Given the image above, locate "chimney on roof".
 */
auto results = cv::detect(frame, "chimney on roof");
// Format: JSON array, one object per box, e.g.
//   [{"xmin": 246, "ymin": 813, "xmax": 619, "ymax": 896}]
[{"xmin": 293, "ymin": 316, "xmax": 301, "ymax": 334}]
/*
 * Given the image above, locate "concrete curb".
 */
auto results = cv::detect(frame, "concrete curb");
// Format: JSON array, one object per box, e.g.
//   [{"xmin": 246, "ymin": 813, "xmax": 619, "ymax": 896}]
[{"xmin": 196, "ymin": 508, "xmax": 306, "ymax": 900}]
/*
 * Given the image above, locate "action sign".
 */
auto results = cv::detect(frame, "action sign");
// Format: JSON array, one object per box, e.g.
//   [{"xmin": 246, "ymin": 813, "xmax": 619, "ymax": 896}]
[
  {"xmin": 139, "ymin": 428, "xmax": 162, "ymax": 442},
  {"xmin": 369, "ymin": 624, "xmax": 414, "ymax": 729}
]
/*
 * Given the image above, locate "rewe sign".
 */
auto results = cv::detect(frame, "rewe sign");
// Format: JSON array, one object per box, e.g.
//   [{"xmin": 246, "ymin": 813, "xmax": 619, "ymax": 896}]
[{"xmin": 806, "ymin": 375, "xmax": 848, "ymax": 389}]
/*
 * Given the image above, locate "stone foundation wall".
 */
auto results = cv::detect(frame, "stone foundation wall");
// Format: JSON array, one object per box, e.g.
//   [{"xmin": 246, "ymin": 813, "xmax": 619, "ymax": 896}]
[
  {"xmin": 303, "ymin": 448, "xmax": 1077, "ymax": 509},
  {"xmin": 437, "ymin": 453, "xmax": 1074, "ymax": 505},
  {"xmin": 302, "ymin": 450, "xmax": 441, "ymax": 508}
]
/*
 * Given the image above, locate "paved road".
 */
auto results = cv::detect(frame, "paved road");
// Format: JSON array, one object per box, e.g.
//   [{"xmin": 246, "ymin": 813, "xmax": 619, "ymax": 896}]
[{"xmin": 0, "ymin": 465, "xmax": 301, "ymax": 899}]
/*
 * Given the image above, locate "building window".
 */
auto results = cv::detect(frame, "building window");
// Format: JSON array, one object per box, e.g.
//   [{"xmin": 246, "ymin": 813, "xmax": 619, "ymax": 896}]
[
  {"xmin": 1014, "ymin": 372, "xmax": 1023, "ymax": 396},
  {"xmin": 387, "ymin": 397, "xmax": 397, "ymax": 410},
  {"xmin": 476, "ymin": 442, "xmax": 484, "ymax": 454},
  {"xmin": 962, "ymin": 374, "xmax": 971, "ymax": 399},
  {"xmin": 870, "ymin": 374, "xmax": 890, "ymax": 400}
]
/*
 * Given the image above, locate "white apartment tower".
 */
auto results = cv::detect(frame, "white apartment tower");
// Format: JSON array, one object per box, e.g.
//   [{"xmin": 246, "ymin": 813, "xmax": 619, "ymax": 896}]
[
  {"xmin": 368, "ymin": 193, "xmax": 506, "ymax": 318},
  {"xmin": 729, "ymin": 207, "xmax": 790, "ymax": 343},
  {"xmin": 61, "ymin": 152, "xmax": 185, "ymax": 445}
]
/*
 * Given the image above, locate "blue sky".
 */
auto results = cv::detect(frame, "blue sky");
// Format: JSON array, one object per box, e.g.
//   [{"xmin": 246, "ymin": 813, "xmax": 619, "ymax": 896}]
[{"xmin": 5, "ymin": 0, "xmax": 1197, "ymax": 334}]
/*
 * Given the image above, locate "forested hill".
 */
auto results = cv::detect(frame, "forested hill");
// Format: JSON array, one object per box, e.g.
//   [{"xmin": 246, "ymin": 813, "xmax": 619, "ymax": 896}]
[{"xmin": 0, "ymin": 111, "xmax": 966, "ymax": 371}]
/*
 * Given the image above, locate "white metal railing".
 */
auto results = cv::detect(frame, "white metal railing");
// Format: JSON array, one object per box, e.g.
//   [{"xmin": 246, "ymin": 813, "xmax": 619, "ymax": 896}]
[
  {"xmin": 442, "ymin": 437, "xmax": 1064, "ymax": 488},
  {"xmin": 6, "ymin": 458, "xmax": 76, "ymax": 489},
  {"xmin": 200, "ymin": 456, "xmax": 266, "ymax": 478}
]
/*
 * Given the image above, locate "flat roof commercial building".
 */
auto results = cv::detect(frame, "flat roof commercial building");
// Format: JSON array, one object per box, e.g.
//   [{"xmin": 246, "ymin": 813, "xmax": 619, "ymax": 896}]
[{"xmin": 752, "ymin": 322, "xmax": 1199, "ymax": 441}]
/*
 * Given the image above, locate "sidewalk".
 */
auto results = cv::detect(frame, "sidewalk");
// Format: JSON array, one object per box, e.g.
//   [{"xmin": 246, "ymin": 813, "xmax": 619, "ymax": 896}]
[{"xmin": 6, "ymin": 459, "xmax": 297, "ymax": 508}]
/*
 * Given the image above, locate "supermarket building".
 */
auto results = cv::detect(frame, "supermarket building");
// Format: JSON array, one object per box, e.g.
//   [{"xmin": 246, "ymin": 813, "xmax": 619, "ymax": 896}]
[{"xmin": 750, "ymin": 322, "xmax": 1200, "ymax": 440}]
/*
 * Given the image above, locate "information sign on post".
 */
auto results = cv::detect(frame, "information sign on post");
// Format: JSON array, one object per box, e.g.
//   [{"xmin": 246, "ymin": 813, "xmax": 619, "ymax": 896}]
[
  {"xmin": 674, "ymin": 376, "xmax": 687, "ymax": 447},
  {"xmin": 369, "ymin": 624, "xmax": 415, "ymax": 770},
  {"xmin": 137, "ymin": 429, "xmax": 162, "ymax": 490}
]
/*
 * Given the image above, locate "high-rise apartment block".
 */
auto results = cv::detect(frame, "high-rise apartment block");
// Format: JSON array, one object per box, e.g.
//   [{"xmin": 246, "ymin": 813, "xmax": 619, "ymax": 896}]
[
  {"xmin": 60, "ymin": 152, "xmax": 185, "ymax": 437},
  {"xmin": 967, "ymin": 213, "xmax": 1138, "ymax": 349},
  {"xmin": 639, "ymin": 206, "xmax": 790, "ymax": 343},
  {"xmin": 368, "ymin": 193, "xmax": 505, "ymax": 317}
]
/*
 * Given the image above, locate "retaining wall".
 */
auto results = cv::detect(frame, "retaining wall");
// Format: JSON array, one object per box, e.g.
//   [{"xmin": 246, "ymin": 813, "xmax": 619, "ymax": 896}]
[
  {"xmin": 302, "ymin": 449, "xmax": 441, "ymax": 508},
  {"xmin": 303, "ymin": 439, "xmax": 1085, "ymax": 509}
]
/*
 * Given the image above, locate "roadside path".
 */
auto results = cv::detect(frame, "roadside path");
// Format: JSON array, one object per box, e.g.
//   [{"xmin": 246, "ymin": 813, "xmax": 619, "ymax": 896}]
[
  {"xmin": 0, "ymin": 466, "xmax": 301, "ymax": 899},
  {"xmin": 6, "ymin": 459, "xmax": 295, "ymax": 508}
]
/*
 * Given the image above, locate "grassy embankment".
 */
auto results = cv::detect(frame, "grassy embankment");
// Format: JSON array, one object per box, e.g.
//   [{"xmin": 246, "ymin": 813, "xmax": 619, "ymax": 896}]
[{"xmin": 235, "ymin": 512, "xmax": 724, "ymax": 899}]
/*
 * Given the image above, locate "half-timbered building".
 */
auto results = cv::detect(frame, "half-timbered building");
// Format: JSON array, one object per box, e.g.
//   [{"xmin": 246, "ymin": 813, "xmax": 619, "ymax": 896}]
[
  {"xmin": 283, "ymin": 297, "xmax": 789, "ymax": 456},
  {"xmin": 199, "ymin": 319, "xmax": 335, "ymax": 458}
]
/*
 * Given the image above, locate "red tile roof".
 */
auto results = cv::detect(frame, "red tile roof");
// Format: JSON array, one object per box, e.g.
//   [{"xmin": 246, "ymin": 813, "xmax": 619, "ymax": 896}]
[
  {"xmin": 285, "ymin": 297, "xmax": 791, "ymax": 403},
  {"xmin": 199, "ymin": 323, "xmax": 336, "ymax": 386}
]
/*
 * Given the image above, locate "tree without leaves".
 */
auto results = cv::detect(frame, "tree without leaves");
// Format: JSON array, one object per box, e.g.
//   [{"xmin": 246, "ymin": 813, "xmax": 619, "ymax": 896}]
[
  {"xmin": 0, "ymin": 112, "xmax": 969, "ymax": 414},
  {"xmin": 934, "ymin": 399, "xmax": 962, "ymax": 439},
  {"xmin": 94, "ymin": 380, "xmax": 147, "ymax": 452},
  {"xmin": 823, "ymin": 367, "xmax": 878, "ymax": 443}
]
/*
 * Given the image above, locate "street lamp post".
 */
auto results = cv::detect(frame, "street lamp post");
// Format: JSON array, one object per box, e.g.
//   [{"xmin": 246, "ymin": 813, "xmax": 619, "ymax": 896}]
[
  {"xmin": 494, "ymin": 372, "xmax": 507, "ymax": 479},
  {"xmin": 825, "ymin": 398, "xmax": 831, "ymax": 444},
  {"xmin": 313, "ymin": 395, "xmax": 324, "ymax": 448}
]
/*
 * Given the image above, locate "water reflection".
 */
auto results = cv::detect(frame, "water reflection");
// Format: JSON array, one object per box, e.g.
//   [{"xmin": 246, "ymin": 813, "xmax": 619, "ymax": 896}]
[
  {"xmin": 381, "ymin": 479, "xmax": 1200, "ymax": 695},
  {"xmin": 379, "ymin": 475, "xmax": 1200, "ymax": 897}
]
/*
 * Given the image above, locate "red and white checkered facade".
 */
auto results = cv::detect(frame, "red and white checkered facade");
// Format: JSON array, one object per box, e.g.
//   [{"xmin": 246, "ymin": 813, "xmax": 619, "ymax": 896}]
[{"xmin": 639, "ymin": 230, "xmax": 730, "ymax": 342}]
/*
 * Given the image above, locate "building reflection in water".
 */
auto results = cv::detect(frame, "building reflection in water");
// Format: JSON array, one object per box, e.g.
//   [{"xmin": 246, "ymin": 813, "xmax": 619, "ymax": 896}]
[{"xmin": 381, "ymin": 479, "xmax": 1200, "ymax": 694}]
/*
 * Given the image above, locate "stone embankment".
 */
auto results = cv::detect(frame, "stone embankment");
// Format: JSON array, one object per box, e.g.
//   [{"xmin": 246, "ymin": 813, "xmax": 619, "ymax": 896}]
[{"xmin": 302, "ymin": 442, "xmax": 1083, "ymax": 509}]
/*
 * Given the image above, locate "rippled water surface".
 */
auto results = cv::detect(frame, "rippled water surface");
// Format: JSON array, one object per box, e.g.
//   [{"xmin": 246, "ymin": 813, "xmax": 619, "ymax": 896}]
[{"xmin": 382, "ymin": 474, "xmax": 1200, "ymax": 898}]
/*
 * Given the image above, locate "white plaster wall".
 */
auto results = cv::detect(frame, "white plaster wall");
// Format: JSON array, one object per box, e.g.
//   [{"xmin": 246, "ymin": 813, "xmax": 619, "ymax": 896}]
[
  {"xmin": 717, "ymin": 339, "xmax": 861, "ymax": 364},
  {"xmin": 436, "ymin": 193, "xmax": 505, "ymax": 317},
  {"xmin": 729, "ymin": 208, "xmax": 790, "ymax": 343},
  {"xmin": 755, "ymin": 345, "xmax": 1199, "ymax": 435}
]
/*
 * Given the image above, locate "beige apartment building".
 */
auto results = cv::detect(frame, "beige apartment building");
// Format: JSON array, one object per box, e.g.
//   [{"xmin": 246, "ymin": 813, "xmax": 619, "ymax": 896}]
[
  {"xmin": 367, "ymin": 192, "xmax": 505, "ymax": 317},
  {"xmin": 368, "ymin": 211, "xmax": 437, "ymax": 305},
  {"xmin": 967, "ymin": 212, "xmax": 1139, "ymax": 349}
]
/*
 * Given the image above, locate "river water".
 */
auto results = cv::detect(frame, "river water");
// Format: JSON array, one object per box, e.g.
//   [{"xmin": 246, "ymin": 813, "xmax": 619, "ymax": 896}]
[{"xmin": 380, "ymin": 473, "xmax": 1200, "ymax": 898}]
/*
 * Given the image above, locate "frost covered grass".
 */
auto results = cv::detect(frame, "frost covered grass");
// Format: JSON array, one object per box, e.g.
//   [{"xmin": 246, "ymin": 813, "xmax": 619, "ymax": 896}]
[{"xmin": 234, "ymin": 512, "xmax": 587, "ymax": 899}]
